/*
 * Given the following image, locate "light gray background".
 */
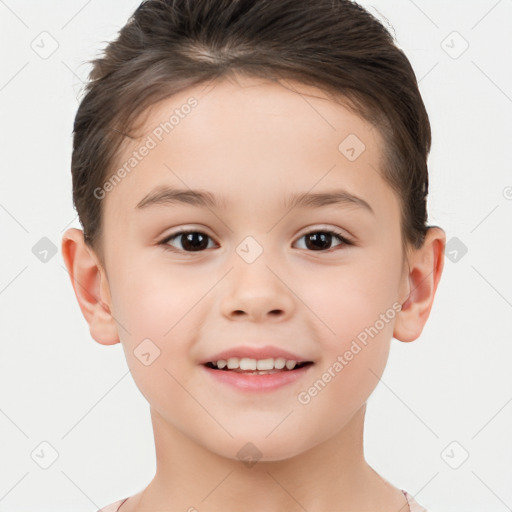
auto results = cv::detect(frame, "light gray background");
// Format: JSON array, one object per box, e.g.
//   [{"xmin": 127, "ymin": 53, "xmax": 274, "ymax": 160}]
[{"xmin": 0, "ymin": 1, "xmax": 511, "ymax": 511}]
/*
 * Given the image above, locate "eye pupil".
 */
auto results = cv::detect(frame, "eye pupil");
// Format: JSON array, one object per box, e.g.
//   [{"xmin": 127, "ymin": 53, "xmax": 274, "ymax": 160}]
[
  {"xmin": 181, "ymin": 232, "xmax": 208, "ymax": 251},
  {"xmin": 305, "ymin": 232, "xmax": 332, "ymax": 251},
  {"xmin": 163, "ymin": 229, "xmax": 348, "ymax": 254}
]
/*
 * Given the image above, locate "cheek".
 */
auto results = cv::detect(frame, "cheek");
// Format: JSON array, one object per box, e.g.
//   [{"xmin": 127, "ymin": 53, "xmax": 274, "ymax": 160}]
[
  {"xmin": 297, "ymin": 308, "xmax": 394, "ymax": 436},
  {"xmin": 110, "ymin": 268, "xmax": 205, "ymax": 417},
  {"xmin": 109, "ymin": 262, "xmax": 203, "ymax": 338},
  {"xmin": 302, "ymin": 254, "xmax": 401, "ymax": 339},
  {"xmin": 107, "ymin": 266, "xmax": 202, "ymax": 405},
  {"xmin": 298, "ymin": 254, "xmax": 400, "ymax": 399}
]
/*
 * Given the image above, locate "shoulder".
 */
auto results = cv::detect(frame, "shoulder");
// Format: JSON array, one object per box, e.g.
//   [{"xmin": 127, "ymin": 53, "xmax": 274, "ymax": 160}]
[
  {"xmin": 96, "ymin": 497, "xmax": 129, "ymax": 512},
  {"xmin": 402, "ymin": 490, "xmax": 430, "ymax": 512}
]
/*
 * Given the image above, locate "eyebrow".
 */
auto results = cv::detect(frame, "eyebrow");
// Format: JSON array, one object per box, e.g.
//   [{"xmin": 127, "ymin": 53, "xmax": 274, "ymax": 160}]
[{"xmin": 135, "ymin": 186, "xmax": 374, "ymax": 215}]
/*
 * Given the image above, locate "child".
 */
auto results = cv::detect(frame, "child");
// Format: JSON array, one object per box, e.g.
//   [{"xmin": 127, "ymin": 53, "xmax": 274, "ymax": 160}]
[{"xmin": 62, "ymin": 0, "xmax": 445, "ymax": 510}]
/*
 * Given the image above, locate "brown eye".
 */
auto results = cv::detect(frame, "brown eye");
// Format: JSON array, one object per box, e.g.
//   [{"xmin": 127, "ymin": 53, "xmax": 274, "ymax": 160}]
[
  {"xmin": 294, "ymin": 230, "xmax": 352, "ymax": 252},
  {"xmin": 159, "ymin": 228, "xmax": 352, "ymax": 254},
  {"xmin": 160, "ymin": 231, "xmax": 215, "ymax": 252}
]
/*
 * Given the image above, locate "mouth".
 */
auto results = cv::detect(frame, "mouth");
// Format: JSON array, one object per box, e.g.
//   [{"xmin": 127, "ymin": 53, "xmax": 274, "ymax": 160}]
[{"xmin": 203, "ymin": 358, "xmax": 314, "ymax": 374}]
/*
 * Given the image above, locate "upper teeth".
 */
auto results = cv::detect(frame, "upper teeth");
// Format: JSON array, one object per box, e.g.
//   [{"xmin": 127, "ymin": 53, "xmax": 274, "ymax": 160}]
[{"xmin": 212, "ymin": 357, "xmax": 299, "ymax": 370}]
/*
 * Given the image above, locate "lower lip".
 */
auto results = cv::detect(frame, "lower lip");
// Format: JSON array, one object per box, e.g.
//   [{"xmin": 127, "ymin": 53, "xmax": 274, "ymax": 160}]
[{"xmin": 200, "ymin": 364, "xmax": 314, "ymax": 392}]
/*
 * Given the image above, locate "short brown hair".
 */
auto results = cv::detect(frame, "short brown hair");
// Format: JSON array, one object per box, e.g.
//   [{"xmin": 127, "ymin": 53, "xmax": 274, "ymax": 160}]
[{"xmin": 71, "ymin": 0, "xmax": 431, "ymax": 265}]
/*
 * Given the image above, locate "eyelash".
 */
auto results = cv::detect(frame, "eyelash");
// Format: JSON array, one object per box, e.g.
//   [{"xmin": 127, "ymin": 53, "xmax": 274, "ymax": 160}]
[{"xmin": 158, "ymin": 227, "xmax": 354, "ymax": 254}]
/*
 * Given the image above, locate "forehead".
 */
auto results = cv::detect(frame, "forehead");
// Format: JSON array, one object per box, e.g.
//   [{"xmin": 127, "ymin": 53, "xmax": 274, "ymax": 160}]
[{"xmin": 103, "ymin": 74, "xmax": 398, "ymax": 224}]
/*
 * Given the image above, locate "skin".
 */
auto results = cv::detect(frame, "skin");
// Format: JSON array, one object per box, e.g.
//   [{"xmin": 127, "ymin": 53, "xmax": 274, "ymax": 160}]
[{"xmin": 62, "ymin": 73, "xmax": 445, "ymax": 512}]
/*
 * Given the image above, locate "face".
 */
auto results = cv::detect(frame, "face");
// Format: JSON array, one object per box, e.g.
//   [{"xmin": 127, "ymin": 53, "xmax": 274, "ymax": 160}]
[{"xmin": 97, "ymin": 74, "xmax": 409, "ymax": 461}]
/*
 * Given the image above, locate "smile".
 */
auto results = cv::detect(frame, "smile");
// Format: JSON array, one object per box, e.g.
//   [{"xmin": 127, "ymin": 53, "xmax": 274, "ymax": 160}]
[
  {"xmin": 201, "ymin": 358, "xmax": 315, "ymax": 392},
  {"xmin": 205, "ymin": 357, "xmax": 313, "ymax": 373}
]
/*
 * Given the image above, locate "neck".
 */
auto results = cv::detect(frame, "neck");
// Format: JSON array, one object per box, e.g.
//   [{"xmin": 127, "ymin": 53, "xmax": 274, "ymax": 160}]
[{"xmin": 129, "ymin": 403, "xmax": 403, "ymax": 512}]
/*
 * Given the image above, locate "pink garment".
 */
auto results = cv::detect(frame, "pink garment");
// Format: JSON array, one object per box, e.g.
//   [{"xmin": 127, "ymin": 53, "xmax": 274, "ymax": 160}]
[
  {"xmin": 96, "ymin": 497, "xmax": 128, "ymax": 512},
  {"xmin": 97, "ymin": 490, "xmax": 428, "ymax": 511},
  {"xmin": 403, "ymin": 490, "xmax": 429, "ymax": 511}
]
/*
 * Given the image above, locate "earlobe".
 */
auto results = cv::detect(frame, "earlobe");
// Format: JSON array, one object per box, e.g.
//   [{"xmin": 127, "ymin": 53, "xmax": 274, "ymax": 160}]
[
  {"xmin": 393, "ymin": 226, "xmax": 446, "ymax": 343},
  {"xmin": 61, "ymin": 228, "xmax": 119, "ymax": 345}
]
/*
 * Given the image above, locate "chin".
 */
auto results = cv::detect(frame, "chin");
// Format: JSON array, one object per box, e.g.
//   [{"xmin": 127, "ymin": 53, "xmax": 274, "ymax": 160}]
[{"xmin": 208, "ymin": 435, "xmax": 315, "ymax": 465}]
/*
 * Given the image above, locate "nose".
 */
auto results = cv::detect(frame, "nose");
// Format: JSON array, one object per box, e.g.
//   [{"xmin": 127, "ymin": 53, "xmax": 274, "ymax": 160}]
[{"xmin": 220, "ymin": 260, "xmax": 295, "ymax": 322}]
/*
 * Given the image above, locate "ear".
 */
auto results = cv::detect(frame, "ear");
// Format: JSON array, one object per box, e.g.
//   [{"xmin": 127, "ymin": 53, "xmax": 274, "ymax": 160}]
[
  {"xmin": 394, "ymin": 226, "xmax": 446, "ymax": 343},
  {"xmin": 61, "ymin": 228, "xmax": 119, "ymax": 345}
]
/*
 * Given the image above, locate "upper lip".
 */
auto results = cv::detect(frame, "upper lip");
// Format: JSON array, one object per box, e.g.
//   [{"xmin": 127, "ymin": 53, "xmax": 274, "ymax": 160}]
[{"xmin": 200, "ymin": 345, "xmax": 314, "ymax": 365}]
